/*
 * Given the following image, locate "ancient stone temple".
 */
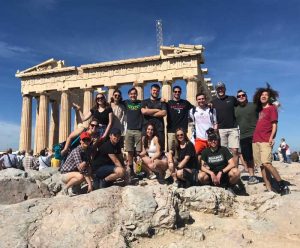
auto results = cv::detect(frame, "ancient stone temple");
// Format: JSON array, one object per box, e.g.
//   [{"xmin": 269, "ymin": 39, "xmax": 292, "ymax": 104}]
[{"xmin": 16, "ymin": 44, "xmax": 215, "ymax": 153}]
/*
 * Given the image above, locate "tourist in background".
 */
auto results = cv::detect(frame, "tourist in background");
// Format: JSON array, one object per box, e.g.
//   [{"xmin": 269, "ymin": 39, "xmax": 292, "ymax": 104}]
[
  {"xmin": 252, "ymin": 84, "xmax": 290, "ymax": 195},
  {"xmin": 38, "ymin": 148, "xmax": 52, "ymax": 170},
  {"xmin": 0, "ymin": 148, "xmax": 18, "ymax": 169},
  {"xmin": 235, "ymin": 89, "xmax": 259, "ymax": 184},
  {"xmin": 23, "ymin": 150, "xmax": 39, "ymax": 171},
  {"xmin": 166, "ymin": 86, "xmax": 193, "ymax": 151},
  {"xmin": 280, "ymin": 138, "xmax": 289, "ymax": 163}
]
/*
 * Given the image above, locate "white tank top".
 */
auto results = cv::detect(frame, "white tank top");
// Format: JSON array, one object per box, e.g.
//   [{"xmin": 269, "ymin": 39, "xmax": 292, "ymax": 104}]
[{"xmin": 147, "ymin": 138, "xmax": 157, "ymax": 158}]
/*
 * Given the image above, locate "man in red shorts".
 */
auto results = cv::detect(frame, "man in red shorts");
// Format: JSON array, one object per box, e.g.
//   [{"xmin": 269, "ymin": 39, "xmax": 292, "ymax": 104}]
[{"xmin": 189, "ymin": 93, "xmax": 217, "ymax": 162}]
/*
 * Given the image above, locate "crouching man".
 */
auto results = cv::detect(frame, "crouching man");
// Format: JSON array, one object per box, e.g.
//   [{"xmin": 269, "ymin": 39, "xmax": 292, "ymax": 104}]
[
  {"xmin": 92, "ymin": 128, "xmax": 125, "ymax": 188},
  {"xmin": 198, "ymin": 129, "xmax": 240, "ymax": 189},
  {"xmin": 60, "ymin": 131, "xmax": 93, "ymax": 195}
]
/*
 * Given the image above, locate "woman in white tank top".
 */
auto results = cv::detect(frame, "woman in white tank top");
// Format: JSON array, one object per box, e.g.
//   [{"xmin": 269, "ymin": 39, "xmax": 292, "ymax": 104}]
[{"xmin": 139, "ymin": 123, "xmax": 167, "ymax": 179}]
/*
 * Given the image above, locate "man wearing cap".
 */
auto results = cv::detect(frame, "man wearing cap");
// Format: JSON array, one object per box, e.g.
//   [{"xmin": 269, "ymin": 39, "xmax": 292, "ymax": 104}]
[
  {"xmin": 211, "ymin": 82, "xmax": 239, "ymax": 165},
  {"xmin": 92, "ymin": 128, "xmax": 125, "ymax": 188},
  {"xmin": 60, "ymin": 131, "xmax": 93, "ymax": 195},
  {"xmin": 235, "ymin": 90, "xmax": 259, "ymax": 184},
  {"xmin": 198, "ymin": 129, "xmax": 240, "ymax": 188}
]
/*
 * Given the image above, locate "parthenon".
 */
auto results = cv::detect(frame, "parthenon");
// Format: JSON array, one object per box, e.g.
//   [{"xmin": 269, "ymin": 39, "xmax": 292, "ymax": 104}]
[{"xmin": 16, "ymin": 44, "xmax": 214, "ymax": 154}]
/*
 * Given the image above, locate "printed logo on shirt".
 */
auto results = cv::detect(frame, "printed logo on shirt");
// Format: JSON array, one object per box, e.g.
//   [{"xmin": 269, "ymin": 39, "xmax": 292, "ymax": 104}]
[
  {"xmin": 127, "ymin": 102, "xmax": 141, "ymax": 110},
  {"xmin": 208, "ymin": 154, "xmax": 224, "ymax": 164}
]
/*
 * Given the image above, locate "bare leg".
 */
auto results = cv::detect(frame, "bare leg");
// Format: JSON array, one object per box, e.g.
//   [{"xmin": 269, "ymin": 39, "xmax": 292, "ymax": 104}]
[
  {"xmin": 264, "ymin": 163, "xmax": 282, "ymax": 181},
  {"xmin": 64, "ymin": 172, "xmax": 85, "ymax": 189},
  {"xmin": 260, "ymin": 165, "xmax": 272, "ymax": 191},
  {"xmin": 198, "ymin": 171, "xmax": 210, "ymax": 185},
  {"xmin": 230, "ymin": 148, "xmax": 239, "ymax": 167},
  {"xmin": 228, "ymin": 167, "xmax": 240, "ymax": 185},
  {"xmin": 105, "ymin": 166, "xmax": 125, "ymax": 182}
]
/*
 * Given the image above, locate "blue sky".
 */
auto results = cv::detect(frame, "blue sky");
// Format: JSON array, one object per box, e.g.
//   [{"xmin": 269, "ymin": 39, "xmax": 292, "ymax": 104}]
[{"xmin": 0, "ymin": 0, "xmax": 299, "ymax": 151}]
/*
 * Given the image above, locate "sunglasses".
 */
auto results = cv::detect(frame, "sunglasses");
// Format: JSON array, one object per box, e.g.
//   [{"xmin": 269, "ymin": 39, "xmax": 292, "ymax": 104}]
[
  {"xmin": 96, "ymin": 97, "xmax": 105, "ymax": 101},
  {"xmin": 173, "ymin": 91, "xmax": 181, "ymax": 93},
  {"xmin": 176, "ymin": 133, "xmax": 184, "ymax": 137},
  {"xmin": 114, "ymin": 94, "xmax": 120, "ymax": 97},
  {"xmin": 237, "ymin": 93, "xmax": 246, "ymax": 99},
  {"xmin": 82, "ymin": 138, "xmax": 91, "ymax": 142},
  {"xmin": 90, "ymin": 124, "xmax": 98, "ymax": 128}
]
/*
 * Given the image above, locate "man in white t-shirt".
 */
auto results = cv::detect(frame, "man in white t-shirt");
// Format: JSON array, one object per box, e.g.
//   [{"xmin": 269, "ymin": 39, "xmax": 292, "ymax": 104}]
[{"xmin": 189, "ymin": 93, "xmax": 217, "ymax": 161}]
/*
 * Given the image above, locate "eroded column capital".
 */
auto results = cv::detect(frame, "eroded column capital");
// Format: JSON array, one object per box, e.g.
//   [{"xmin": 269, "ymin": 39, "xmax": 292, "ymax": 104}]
[{"xmin": 183, "ymin": 75, "xmax": 199, "ymax": 82}]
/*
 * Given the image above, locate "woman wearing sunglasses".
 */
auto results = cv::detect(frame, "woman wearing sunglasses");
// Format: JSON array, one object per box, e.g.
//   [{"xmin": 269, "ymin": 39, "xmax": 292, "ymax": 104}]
[
  {"xmin": 198, "ymin": 128, "xmax": 240, "ymax": 188},
  {"xmin": 62, "ymin": 93, "xmax": 113, "ymax": 156},
  {"xmin": 168, "ymin": 128, "xmax": 198, "ymax": 187}
]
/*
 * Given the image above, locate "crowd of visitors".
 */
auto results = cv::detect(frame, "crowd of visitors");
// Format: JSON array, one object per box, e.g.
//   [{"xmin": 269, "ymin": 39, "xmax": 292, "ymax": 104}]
[{"xmin": 0, "ymin": 82, "xmax": 292, "ymax": 196}]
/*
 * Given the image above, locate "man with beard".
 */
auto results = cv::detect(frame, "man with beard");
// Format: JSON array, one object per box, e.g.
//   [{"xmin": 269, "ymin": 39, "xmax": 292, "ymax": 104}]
[
  {"xmin": 235, "ymin": 90, "xmax": 259, "ymax": 184},
  {"xmin": 141, "ymin": 84, "xmax": 167, "ymax": 149}
]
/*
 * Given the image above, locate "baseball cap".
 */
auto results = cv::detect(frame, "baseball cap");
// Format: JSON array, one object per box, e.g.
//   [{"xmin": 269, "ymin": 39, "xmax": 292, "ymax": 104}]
[
  {"xmin": 215, "ymin": 82, "xmax": 226, "ymax": 90},
  {"xmin": 80, "ymin": 131, "xmax": 91, "ymax": 140},
  {"xmin": 110, "ymin": 128, "xmax": 121, "ymax": 136}
]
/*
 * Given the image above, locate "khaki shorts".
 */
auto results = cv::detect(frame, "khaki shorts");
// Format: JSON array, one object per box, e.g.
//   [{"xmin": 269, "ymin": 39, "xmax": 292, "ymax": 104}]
[
  {"xmin": 252, "ymin": 142, "xmax": 272, "ymax": 165},
  {"xmin": 125, "ymin": 129, "xmax": 142, "ymax": 152},
  {"xmin": 167, "ymin": 133, "xmax": 176, "ymax": 152},
  {"xmin": 219, "ymin": 128, "xmax": 240, "ymax": 149}
]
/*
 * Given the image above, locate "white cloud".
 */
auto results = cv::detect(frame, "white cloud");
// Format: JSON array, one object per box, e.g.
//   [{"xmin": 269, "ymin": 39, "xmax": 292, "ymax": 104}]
[
  {"xmin": 191, "ymin": 35, "xmax": 216, "ymax": 44},
  {"xmin": 0, "ymin": 121, "xmax": 20, "ymax": 151},
  {"xmin": 0, "ymin": 41, "xmax": 31, "ymax": 59}
]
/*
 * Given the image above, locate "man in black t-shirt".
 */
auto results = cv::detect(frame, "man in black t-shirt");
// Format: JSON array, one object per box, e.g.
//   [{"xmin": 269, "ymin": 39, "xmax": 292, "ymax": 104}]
[
  {"xmin": 124, "ymin": 87, "xmax": 143, "ymax": 175},
  {"xmin": 92, "ymin": 128, "xmax": 125, "ymax": 188},
  {"xmin": 198, "ymin": 132, "xmax": 240, "ymax": 188},
  {"xmin": 141, "ymin": 84, "xmax": 167, "ymax": 149},
  {"xmin": 167, "ymin": 86, "xmax": 193, "ymax": 151},
  {"xmin": 211, "ymin": 82, "xmax": 239, "ymax": 165}
]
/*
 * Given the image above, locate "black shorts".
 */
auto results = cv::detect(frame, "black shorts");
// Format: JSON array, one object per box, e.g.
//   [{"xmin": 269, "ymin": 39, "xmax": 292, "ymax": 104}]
[
  {"xmin": 240, "ymin": 136, "xmax": 253, "ymax": 163},
  {"xmin": 95, "ymin": 165, "xmax": 116, "ymax": 179},
  {"xmin": 207, "ymin": 171, "xmax": 230, "ymax": 187}
]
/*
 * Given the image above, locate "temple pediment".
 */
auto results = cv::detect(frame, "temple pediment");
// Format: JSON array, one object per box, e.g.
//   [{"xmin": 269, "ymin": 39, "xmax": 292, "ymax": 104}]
[{"xmin": 16, "ymin": 58, "xmax": 66, "ymax": 75}]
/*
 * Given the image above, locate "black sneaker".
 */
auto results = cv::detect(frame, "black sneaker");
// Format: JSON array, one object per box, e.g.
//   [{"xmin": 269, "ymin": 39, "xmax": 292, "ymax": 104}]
[{"xmin": 279, "ymin": 185, "xmax": 290, "ymax": 196}]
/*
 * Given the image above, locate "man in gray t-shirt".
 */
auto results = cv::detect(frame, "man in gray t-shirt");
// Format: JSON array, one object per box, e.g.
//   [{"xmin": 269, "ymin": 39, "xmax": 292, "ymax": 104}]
[{"xmin": 0, "ymin": 148, "xmax": 17, "ymax": 169}]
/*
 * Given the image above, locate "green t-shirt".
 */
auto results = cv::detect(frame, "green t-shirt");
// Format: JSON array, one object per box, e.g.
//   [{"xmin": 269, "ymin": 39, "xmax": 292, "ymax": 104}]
[
  {"xmin": 201, "ymin": 146, "xmax": 233, "ymax": 173},
  {"xmin": 235, "ymin": 102, "xmax": 258, "ymax": 139}
]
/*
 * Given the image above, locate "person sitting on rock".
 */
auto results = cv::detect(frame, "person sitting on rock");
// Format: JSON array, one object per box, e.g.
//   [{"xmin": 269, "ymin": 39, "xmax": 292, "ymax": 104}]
[
  {"xmin": 168, "ymin": 128, "xmax": 198, "ymax": 187},
  {"xmin": 198, "ymin": 128, "xmax": 240, "ymax": 189},
  {"xmin": 38, "ymin": 148, "xmax": 53, "ymax": 170},
  {"xmin": 60, "ymin": 131, "xmax": 93, "ymax": 196},
  {"xmin": 23, "ymin": 150, "xmax": 39, "ymax": 171},
  {"xmin": 92, "ymin": 128, "xmax": 125, "ymax": 188},
  {"xmin": 0, "ymin": 148, "xmax": 18, "ymax": 169},
  {"xmin": 139, "ymin": 122, "xmax": 168, "ymax": 180}
]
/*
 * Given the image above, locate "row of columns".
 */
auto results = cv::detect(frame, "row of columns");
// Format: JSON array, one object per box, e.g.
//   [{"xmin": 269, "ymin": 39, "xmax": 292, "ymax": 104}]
[{"xmin": 19, "ymin": 78, "xmax": 200, "ymax": 153}]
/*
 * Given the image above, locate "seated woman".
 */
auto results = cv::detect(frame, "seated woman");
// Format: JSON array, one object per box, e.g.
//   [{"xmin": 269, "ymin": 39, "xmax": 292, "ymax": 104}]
[
  {"xmin": 61, "ymin": 93, "xmax": 113, "ymax": 156},
  {"xmin": 139, "ymin": 123, "xmax": 168, "ymax": 179},
  {"xmin": 198, "ymin": 128, "xmax": 240, "ymax": 188},
  {"xmin": 168, "ymin": 128, "xmax": 198, "ymax": 187}
]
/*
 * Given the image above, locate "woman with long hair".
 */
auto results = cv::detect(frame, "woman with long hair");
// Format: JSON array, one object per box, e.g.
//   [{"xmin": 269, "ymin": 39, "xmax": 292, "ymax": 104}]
[
  {"xmin": 139, "ymin": 122, "xmax": 168, "ymax": 179},
  {"xmin": 110, "ymin": 89, "xmax": 126, "ymax": 138},
  {"xmin": 61, "ymin": 93, "xmax": 113, "ymax": 156},
  {"xmin": 168, "ymin": 128, "xmax": 198, "ymax": 187}
]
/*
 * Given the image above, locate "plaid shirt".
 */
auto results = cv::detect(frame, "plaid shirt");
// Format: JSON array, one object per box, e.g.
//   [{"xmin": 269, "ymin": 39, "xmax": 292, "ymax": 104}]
[
  {"xmin": 60, "ymin": 145, "xmax": 90, "ymax": 174},
  {"xmin": 23, "ymin": 155, "xmax": 38, "ymax": 171}
]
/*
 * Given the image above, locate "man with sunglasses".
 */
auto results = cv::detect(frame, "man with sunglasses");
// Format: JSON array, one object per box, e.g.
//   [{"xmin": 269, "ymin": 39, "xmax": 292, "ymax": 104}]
[
  {"xmin": 212, "ymin": 82, "xmax": 239, "ymax": 165},
  {"xmin": 141, "ymin": 84, "xmax": 167, "ymax": 149},
  {"xmin": 235, "ymin": 90, "xmax": 259, "ymax": 184},
  {"xmin": 166, "ymin": 86, "xmax": 193, "ymax": 151}
]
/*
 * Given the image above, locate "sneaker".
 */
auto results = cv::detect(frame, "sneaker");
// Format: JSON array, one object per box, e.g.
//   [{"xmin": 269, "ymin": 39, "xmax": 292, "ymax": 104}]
[
  {"xmin": 227, "ymin": 187, "xmax": 236, "ymax": 196},
  {"xmin": 279, "ymin": 185, "xmax": 290, "ymax": 196},
  {"xmin": 148, "ymin": 173, "xmax": 157, "ymax": 180},
  {"xmin": 67, "ymin": 188, "xmax": 76, "ymax": 197},
  {"xmin": 248, "ymin": 176, "xmax": 259, "ymax": 185}
]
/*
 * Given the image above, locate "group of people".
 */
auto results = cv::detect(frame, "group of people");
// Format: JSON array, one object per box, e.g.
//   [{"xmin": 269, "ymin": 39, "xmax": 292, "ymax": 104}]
[{"xmin": 0, "ymin": 81, "xmax": 291, "ymax": 196}]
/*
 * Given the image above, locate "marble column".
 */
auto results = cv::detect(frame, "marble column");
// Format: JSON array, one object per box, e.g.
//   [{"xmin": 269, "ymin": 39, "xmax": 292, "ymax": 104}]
[
  {"xmin": 59, "ymin": 91, "xmax": 71, "ymax": 142},
  {"xmin": 48, "ymin": 100, "xmax": 59, "ymax": 148},
  {"xmin": 19, "ymin": 94, "xmax": 32, "ymax": 152},
  {"xmin": 108, "ymin": 86, "xmax": 117, "ymax": 102},
  {"xmin": 161, "ymin": 79, "xmax": 173, "ymax": 101},
  {"xmin": 73, "ymin": 92, "xmax": 84, "ymax": 130},
  {"xmin": 133, "ymin": 82, "xmax": 144, "ymax": 100},
  {"xmin": 34, "ymin": 97, "xmax": 40, "ymax": 155},
  {"xmin": 83, "ymin": 88, "xmax": 93, "ymax": 126},
  {"xmin": 186, "ymin": 76, "xmax": 199, "ymax": 106},
  {"xmin": 36, "ymin": 93, "xmax": 49, "ymax": 153}
]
